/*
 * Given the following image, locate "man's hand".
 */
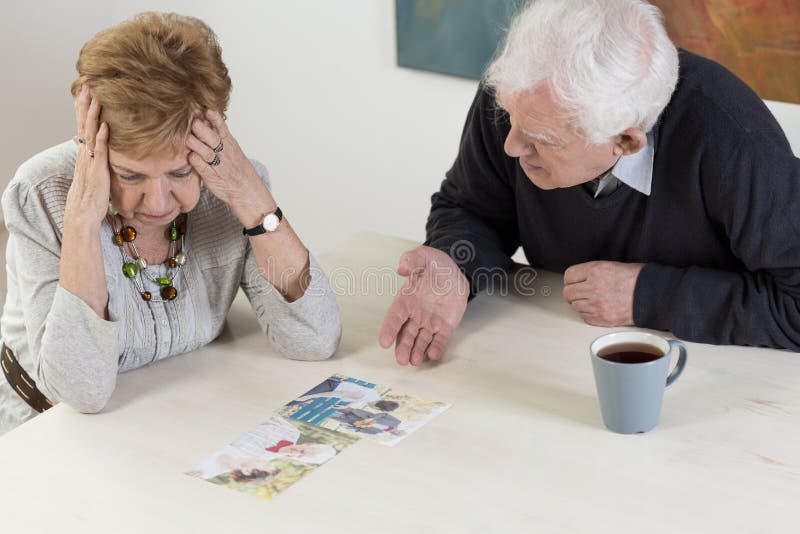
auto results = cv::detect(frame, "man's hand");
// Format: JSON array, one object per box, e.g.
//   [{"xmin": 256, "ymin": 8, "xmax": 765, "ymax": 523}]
[
  {"xmin": 562, "ymin": 261, "xmax": 644, "ymax": 327},
  {"xmin": 379, "ymin": 246, "xmax": 470, "ymax": 366}
]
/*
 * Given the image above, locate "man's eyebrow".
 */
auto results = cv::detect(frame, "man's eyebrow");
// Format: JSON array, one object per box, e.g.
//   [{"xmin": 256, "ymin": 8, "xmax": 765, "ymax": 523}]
[{"xmin": 521, "ymin": 128, "xmax": 562, "ymax": 145}]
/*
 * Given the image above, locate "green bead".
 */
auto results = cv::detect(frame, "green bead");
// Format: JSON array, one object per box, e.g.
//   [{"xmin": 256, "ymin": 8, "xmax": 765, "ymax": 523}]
[
  {"xmin": 168, "ymin": 227, "xmax": 180, "ymax": 241},
  {"xmin": 122, "ymin": 262, "xmax": 139, "ymax": 278},
  {"xmin": 158, "ymin": 277, "xmax": 172, "ymax": 286}
]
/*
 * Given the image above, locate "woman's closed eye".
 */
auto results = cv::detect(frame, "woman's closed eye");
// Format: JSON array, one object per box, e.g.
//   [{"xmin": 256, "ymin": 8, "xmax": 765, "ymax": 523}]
[
  {"xmin": 117, "ymin": 172, "xmax": 143, "ymax": 182},
  {"xmin": 115, "ymin": 169, "xmax": 194, "ymax": 181},
  {"xmin": 170, "ymin": 168, "xmax": 194, "ymax": 179}
]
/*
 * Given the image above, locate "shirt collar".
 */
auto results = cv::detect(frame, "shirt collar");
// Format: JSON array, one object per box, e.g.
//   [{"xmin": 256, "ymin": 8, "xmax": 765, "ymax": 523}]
[{"xmin": 609, "ymin": 130, "xmax": 655, "ymax": 196}]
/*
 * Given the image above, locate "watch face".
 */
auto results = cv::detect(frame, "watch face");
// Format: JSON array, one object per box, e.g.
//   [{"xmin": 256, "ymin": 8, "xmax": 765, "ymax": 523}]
[{"xmin": 263, "ymin": 213, "xmax": 280, "ymax": 232}]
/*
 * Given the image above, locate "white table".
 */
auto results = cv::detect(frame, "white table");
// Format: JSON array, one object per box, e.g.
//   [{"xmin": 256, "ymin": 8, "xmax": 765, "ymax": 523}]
[{"xmin": 1, "ymin": 232, "xmax": 798, "ymax": 533}]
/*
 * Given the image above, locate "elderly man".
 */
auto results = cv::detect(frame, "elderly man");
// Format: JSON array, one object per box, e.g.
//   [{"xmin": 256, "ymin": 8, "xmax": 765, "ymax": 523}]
[{"xmin": 379, "ymin": 0, "xmax": 800, "ymax": 365}]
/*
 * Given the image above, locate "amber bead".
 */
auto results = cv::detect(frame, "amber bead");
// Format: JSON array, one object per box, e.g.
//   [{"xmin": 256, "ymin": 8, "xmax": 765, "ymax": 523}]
[
  {"xmin": 112, "ymin": 233, "xmax": 124, "ymax": 246},
  {"xmin": 166, "ymin": 258, "xmax": 177, "ymax": 268},
  {"xmin": 122, "ymin": 226, "xmax": 137, "ymax": 242},
  {"xmin": 160, "ymin": 286, "xmax": 177, "ymax": 300},
  {"xmin": 141, "ymin": 291, "xmax": 152, "ymax": 301}
]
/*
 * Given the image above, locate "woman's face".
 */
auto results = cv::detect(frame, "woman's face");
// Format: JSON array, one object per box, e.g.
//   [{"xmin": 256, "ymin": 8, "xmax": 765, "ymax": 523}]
[{"xmin": 108, "ymin": 148, "xmax": 201, "ymax": 229}]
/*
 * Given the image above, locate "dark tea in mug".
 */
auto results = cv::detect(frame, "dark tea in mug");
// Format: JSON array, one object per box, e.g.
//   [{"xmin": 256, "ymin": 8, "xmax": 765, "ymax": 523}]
[{"xmin": 597, "ymin": 343, "xmax": 664, "ymax": 364}]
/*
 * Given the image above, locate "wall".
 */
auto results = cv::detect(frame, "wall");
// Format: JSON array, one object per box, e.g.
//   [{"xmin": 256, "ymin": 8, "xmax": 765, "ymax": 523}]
[
  {"xmin": 765, "ymin": 100, "xmax": 800, "ymax": 156},
  {"xmin": 0, "ymin": 2, "xmax": 111, "ymax": 208},
  {"xmin": 1, "ymin": 0, "xmax": 478, "ymax": 255},
  {"xmin": 2, "ymin": 1, "xmax": 799, "ymax": 257}
]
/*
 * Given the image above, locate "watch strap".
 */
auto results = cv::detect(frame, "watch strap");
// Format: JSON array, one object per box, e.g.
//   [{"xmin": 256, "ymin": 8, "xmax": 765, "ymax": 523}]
[{"xmin": 243, "ymin": 206, "xmax": 283, "ymax": 236}]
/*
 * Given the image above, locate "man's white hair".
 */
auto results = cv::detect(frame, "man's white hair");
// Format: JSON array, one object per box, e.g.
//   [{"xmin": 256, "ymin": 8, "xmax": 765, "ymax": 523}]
[{"xmin": 485, "ymin": 0, "xmax": 679, "ymax": 144}]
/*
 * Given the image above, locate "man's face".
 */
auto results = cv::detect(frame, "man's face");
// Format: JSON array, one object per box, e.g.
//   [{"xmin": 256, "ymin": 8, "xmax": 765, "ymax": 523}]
[{"xmin": 498, "ymin": 86, "xmax": 620, "ymax": 189}]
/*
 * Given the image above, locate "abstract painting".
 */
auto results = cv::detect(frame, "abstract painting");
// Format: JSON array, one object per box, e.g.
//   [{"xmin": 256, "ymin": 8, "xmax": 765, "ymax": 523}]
[
  {"xmin": 395, "ymin": 0, "xmax": 800, "ymax": 104},
  {"xmin": 395, "ymin": 0, "xmax": 525, "ymax": 80},
  {"xmin": 651, "ymin": 0, "xmax": 800, "ymax": 103}
]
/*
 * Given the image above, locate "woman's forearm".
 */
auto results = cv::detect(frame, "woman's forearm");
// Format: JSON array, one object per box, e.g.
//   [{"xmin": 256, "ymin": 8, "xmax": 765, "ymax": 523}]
[
  {"xmin": 231, "ymin": 183, "xmax": 311, "ymax": 302},
  {"xmin": 59, "ymin": 219, "xmax": 109, "ymax": 318},
  {"xmin": 247, "ymin": 219, "xmax": 311, "ymax": 302}
]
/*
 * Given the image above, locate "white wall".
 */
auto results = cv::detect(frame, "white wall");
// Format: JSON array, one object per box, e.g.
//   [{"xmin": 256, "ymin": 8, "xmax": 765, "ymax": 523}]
[
  {"xmin": 765, "ymin": 100, "xmax": 800, "ymax": 156},
  {"xmin": 109, "ymin": 0, "xmax": 480, "ymax": 252},
  {"xmin": 2, "ymin": 1, "xmax": 799, "ymax": 256},
  {"xmin": 0, "ymin": 2, "xmax": 111, "ymax": 207},
  {"xmin": 2, "ymin": 0, "xmax": 479, "ymax": 255}
]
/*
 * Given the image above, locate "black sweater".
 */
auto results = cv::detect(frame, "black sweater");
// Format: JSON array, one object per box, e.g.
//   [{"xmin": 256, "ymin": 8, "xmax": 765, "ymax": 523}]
[{"xmin": 425, "ymin": 50, "xmax": 800, "ymax": 350}]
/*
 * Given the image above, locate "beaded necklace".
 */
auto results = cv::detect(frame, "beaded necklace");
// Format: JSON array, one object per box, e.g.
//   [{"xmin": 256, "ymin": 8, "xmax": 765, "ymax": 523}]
[{"xmin": 106, "ymin": 209, "xmax": 188, "ymax": 302}]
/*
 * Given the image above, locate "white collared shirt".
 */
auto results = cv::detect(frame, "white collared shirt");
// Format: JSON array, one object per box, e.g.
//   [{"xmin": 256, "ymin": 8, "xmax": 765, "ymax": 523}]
[{"xmin": 587, "ymin": 130, "xmax": 655, "ymax": 198}]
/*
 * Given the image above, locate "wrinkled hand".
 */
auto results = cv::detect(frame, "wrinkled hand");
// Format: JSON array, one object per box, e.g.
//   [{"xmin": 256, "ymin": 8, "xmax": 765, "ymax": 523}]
[
  {"xmin": 65, "ymin": 85, "xmax": 110, "ymax": 228},
  {"xmin": 186, "ymin": 109, "xmax": 272, "ymax": 224},
  {"xmin": 562, "ymin": 261, "xmax": 644, "ymax": 327},
  {"xmin": 379, "ymin": 246, "xmax": 470, "ymax": 366}
]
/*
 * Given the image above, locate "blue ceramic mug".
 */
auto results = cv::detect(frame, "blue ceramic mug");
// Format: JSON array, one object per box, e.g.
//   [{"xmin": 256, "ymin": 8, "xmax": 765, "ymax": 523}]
[{"xmin": 590, "ymin": 331, "xmax": 687, "ymax": 434}]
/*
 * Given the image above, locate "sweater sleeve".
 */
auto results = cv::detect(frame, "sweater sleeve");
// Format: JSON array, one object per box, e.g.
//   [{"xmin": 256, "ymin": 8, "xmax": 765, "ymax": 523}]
[
  {"xmin": 425, "ymin": 84, "xmax": 520, "ymax": 296},
  {"xmin": 634, "ymin": 126, "xmax": 800, "ymax": 350},
  {"xmin": 239, "ymin": 250, "xmax": 342, "ymax": 361},
  {"xmin": 2, "ymin": 180, "xmax": 120, "ymax": 413},
  {"xmin": 237, "ymin": 160, "xmax": 341, "ymax": 361}
]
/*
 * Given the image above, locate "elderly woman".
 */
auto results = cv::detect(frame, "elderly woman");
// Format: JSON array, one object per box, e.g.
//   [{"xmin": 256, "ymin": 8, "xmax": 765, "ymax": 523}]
[{"xmin": 0, "ymin": 12, "xmax": 341, "ymax": 435}]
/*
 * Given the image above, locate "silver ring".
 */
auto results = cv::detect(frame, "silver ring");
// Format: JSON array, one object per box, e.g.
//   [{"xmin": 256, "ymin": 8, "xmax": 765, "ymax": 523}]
[
  {"xmin": 87, "ymin": 149, "xmax": 95, "ymax": 158},
  {"xmin": 78, "ymin": 137, "xmax": 85, "ymax": 144},
  {"xmin": 212, "ymin": 139, "xmax": 223, "ymax": 153},
  {"xmin": 207, "ymin": 154, "xmax": 220, "ymax": 166}
]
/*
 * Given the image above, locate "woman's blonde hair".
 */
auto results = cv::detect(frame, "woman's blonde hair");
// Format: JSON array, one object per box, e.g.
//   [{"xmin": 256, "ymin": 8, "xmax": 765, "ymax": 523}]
[{"xmin": 71, "ymin": 12, "xmax": 231, "ymax": 159}]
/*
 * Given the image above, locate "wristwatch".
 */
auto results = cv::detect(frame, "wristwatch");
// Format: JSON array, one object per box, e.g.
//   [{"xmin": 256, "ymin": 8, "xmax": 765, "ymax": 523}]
[{"xmin": 243, "ymin": 206, "xmax": 283, "ymax": 236}]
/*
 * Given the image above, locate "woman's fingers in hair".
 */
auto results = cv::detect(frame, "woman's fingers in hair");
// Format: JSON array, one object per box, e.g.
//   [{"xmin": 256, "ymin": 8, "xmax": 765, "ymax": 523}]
[
  {"xmin": 186, "ymin": 133, "xmax": 217, "ymax": 164},
  {"xmin": 74, "ymin": 84, "xmax": 90, "ymax": 136},
  {"xmin": 188, "ymin": 151, "xmax": 214, "ymax": 178},
  {"xmin": 190, "ymin": 117, "xmax": 222, "ymax": 152},
  {"xmin": 205, "ymin": 109, "xmax": 230, "ymax": 138},
  {"xmin": 93, "ymin": 123, "xmax": 109, "ymax": 162},
  {"xmin": 84, "ymin": 97, "xmax": 102, "ymax": 150}
]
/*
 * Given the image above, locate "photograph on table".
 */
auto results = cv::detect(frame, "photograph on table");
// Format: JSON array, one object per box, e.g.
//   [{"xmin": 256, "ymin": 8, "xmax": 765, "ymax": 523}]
[
  {"xmin": 185, "ymin": 415, "xmax": 358, "ymax": 500},
  {"xmin": 277, "ymin": 374, "xmax": 451, "ymax": 446}
]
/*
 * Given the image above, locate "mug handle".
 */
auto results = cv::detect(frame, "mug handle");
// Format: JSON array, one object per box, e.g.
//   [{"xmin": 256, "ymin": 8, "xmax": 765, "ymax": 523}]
[{"xmin": 665, "ymin": 339, "xmax": 687, "ymax": 388}]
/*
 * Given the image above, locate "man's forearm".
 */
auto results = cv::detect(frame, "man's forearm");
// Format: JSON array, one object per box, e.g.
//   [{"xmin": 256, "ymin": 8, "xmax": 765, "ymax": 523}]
[{"xmin": 634, "ymin": 263, "xmax": 800, "ymax": 350}]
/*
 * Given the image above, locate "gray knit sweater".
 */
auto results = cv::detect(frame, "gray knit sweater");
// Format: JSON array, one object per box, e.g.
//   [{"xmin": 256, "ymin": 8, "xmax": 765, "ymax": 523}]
[{"xmin": 0, "ymin": 141, "xmax": 341, "ymax": 435}]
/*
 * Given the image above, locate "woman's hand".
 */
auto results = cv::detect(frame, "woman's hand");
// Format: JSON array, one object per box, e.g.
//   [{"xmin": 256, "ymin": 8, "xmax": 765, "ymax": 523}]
[
  {"xmin": 60, "ymin": 85, "xmax": 112, "ymax": 319},
  {"xmin": 186, "ymin": 109, "xmax": 274, "ymax": 228},
  {"xmin": 187, "ymin": 109, "xmax": 311, "ymax": 302},
  {"xmin": 65, "ymin": 85, "xmax": 111, "ymax": 229}
]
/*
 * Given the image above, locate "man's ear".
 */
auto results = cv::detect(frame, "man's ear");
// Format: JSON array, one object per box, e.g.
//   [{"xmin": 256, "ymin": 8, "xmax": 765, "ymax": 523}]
[{"xmin": 612, "ymin": 128, "xmax": 647, "ymax": 156}]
